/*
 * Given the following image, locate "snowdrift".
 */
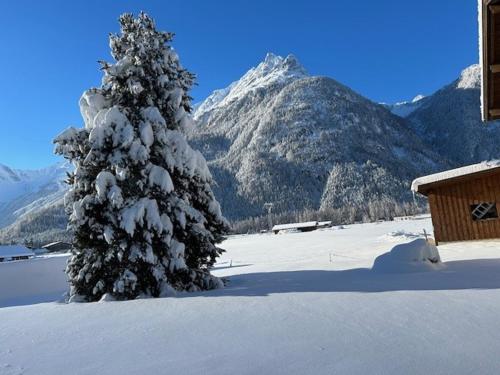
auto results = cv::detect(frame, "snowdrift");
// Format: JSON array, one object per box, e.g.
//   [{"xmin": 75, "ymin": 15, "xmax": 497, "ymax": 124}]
[{"xmin": 372, "ymin": 238, "xmax": 443, "ymax": 273}]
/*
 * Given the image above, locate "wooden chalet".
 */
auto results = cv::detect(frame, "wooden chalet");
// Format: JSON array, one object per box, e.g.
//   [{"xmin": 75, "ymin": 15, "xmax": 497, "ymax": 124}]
[
  {"xmin": 412, "ymin": 161, "xmax": 500, "ymax": 245},
  {"xmin": 480, "ymin": 0, "xmax": 500, "ymax": 120}
]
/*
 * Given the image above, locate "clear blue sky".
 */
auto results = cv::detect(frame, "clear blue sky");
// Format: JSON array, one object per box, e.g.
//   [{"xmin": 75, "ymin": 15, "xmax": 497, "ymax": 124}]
[{"xmin": 0, "ymin": 0, "xmax": 478, "ymax": 169}]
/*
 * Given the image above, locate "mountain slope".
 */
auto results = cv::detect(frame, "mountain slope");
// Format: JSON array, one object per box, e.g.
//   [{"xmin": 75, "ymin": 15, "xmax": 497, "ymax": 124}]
[
  {"xmin": 0, "ymin": 162, "xmax": 70, "ymax": 229},
  {"xmin": 407, "ymin": 64, "xmax": 500, "ymax": 166},
  {"xmin": 190, "ymin": 54, "xmax": 446, "ymax": 220}
]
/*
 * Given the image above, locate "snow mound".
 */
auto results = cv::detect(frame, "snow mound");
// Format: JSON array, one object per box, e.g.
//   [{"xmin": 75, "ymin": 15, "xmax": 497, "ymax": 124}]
[
  {"xmin": 381, "ymin": 230, "xmax": 424, "ymax": 242},
  {"xmin": 372, "ymin": 239, "xmax": 443, "ymax": 273},
  {"xmin": 330, "ymin": 225, "xmax": 346, "ymax": 230}
]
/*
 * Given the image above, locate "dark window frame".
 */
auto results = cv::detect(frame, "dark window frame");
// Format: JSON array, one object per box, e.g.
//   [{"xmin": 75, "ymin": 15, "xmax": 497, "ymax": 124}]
[{"xmin": 470, "ymin": 202, "xmax": 499, "ymax": 221}]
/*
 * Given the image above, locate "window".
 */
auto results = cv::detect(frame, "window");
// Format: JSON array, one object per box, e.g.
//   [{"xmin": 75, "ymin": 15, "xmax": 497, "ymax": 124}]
[{"xmin": 470, "ymin": 202, "xmax": 499, "ymax": 221}]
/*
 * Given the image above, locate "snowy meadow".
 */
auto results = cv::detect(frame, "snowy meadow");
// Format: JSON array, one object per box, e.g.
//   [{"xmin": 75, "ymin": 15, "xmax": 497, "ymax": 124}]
[{"xmin": 2, "ymin": 216, "xmax": 500, "ymax": 375}]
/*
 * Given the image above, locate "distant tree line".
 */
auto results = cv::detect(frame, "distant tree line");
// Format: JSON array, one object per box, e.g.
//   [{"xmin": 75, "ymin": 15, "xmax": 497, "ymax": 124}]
[{"xmin": 231, "ymin": 200, "xmax": 427, "ymax": 234}]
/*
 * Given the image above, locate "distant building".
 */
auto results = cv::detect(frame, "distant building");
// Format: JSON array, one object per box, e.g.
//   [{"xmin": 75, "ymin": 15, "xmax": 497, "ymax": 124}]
[
  {"xmin": 42, "ymin": 241, "xmax": 72, "ymax": 253},
  {"xmin": 394, "ymin": 216, "xmax": 412, "ymax": 222},
  {"xmin": 0, "ymin": 245, "xmax": 35, "ymax": 262},
  {"xmin": 272, "ymin": 221, "xmax": 332, "ymax": 234},
  {"xmin": 317, "ymin": 221, "xmax": 333, "ymax": 229},
  {"xmin": 412, "ymin": 160, "xmax": 500, "ymax": 245}
]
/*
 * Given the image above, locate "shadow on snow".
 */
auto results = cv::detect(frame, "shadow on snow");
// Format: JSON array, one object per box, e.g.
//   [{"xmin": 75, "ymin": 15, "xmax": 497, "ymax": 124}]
[
  {"xmin": 5, "ymin": 259, "xmax": 500, "ymax": 309},
  {"xmin": 190, "ymin": 258, "xmax": 500, "ymax": 297}
]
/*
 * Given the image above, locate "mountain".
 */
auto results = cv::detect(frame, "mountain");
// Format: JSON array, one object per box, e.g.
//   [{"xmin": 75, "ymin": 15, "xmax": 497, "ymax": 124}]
[
  {"xmin": 194, "ymin": 53, "xmax": 308, "ymax": 122},
  {"xmin": 190, "ymin": 53, "xmax": 446, "ymax": 220},
  {"xmin": 406, "ymin": 64, "xmax": 500, "ymax": 166},
  {"xmin": 0, "ymin": 162, "xmax": 70, "ymax": 245},
  {"xmin": 4, "ymin": 57, "xmax": 498, "ymax": 244},
  {"xmin": 383, "ymin": 95, "xmax": 427, "ymax": 118}
]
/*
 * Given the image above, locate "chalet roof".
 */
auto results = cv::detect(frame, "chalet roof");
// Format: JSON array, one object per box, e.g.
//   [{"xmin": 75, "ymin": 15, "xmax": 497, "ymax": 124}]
[
  {"xmin": 272, "ymin": 221, "xmax": 318, "ymax": 231},
  {"xmin": 0, "ymin": 245, "xmax": 35, "ymax": 259},
  {"xmin": 42, "ymin": 241, "xmax": 71, "ymax": 249},
  {"xmin": 411, "ymin": 160, "xmax": 500, "ymax": 195}
]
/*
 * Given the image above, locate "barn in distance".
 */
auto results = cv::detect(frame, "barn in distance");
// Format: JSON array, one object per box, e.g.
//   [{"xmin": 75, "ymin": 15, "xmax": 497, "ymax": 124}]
[
  {"xmin": 272, "ymin": 221, "xmax": 332, "ymax": 234},
  {"xmin": 412, "ymin": 161, "xmax": 500, "ymax": 245}
]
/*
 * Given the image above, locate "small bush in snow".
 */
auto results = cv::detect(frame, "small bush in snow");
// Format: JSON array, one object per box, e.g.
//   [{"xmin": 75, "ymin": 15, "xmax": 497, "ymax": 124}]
[{"xmin": 54, "ymin": 13, "xmax": 228, "ymax": 302}]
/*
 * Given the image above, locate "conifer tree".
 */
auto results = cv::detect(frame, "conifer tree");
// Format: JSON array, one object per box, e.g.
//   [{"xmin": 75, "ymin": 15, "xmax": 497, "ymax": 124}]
[{"xmin": 54, "ymin": 12, "xmax": 228, "ymax": 301}]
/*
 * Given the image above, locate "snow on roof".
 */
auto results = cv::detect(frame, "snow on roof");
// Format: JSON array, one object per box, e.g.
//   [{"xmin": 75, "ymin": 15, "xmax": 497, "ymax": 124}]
[
  {"xmin": 0, "ymin": 245, "xmax": 35, "ymax": 259},
  {"xmin": 411, "ymin": 160, "xmax": 500, "ymax": 194},
  {"xmin": 318, "ymin": 221, "xmax": 332, "ymax": 226},
  {"xmin": 42, "ymin": 242, "xmax": 60, "ymax": 248},
  {"xmin": 272, "ymin": 221, "xmax": 318, "ymax": 231},
  {"xmin": 42, "ymin": 241, "xmax": 71, "ymax": 249}
]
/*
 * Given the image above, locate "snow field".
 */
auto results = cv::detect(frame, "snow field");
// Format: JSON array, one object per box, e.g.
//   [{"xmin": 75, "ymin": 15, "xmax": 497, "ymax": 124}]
[{"xmin": 2, "ymin": 217, "xmax": 500, "ymax": 374}]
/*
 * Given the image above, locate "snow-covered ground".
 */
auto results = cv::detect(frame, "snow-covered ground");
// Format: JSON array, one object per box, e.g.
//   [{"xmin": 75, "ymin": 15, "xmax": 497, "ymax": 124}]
[{"xmin": 2, "ymin": 216, "xmax": 500, "ymax": 374}]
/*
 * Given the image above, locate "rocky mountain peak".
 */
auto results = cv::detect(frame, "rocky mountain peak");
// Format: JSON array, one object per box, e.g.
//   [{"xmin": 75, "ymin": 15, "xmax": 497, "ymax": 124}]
[
  {"xmin": 194, "ymin": 53, "xmax": 308, "ymax": 119},
  {"xmin": 456, "ymin": 64, "xmax": 480, "ymax": 90}
]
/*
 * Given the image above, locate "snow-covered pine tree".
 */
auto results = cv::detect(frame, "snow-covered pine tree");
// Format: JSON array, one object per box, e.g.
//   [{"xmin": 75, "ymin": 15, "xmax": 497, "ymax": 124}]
[{"xmin": 54, "ymin": 12, "xmax": 228, "ymax": 302}]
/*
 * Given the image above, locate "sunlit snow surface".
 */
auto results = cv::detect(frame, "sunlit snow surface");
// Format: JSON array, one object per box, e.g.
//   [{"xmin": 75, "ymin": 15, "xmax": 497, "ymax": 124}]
[{"xmin": 2, "ymin": 216, "xmax": 500, "ymax": 374}]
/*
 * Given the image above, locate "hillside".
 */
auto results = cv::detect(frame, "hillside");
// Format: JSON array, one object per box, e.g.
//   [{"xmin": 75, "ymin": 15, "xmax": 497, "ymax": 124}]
[
  {"xmin": 406, "ymin": 65, "xmax": 500, "ymax": 166},
  {"xmin": 0, "ymin": 162, "xmax": 69, "ymax": 231},
  {"xmin": 190, "ymin": 54, "xmax": 445, "ymax": 220}
]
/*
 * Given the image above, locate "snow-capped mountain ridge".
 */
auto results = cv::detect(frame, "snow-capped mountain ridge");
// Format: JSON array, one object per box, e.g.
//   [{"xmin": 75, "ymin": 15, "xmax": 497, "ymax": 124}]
[
  {"xmin": 194, "ymin": 53, "xmax": 308, "ymax": 120},
  {"xmin": 0, "ymin": 161, "xmax": 70, "ymax": 228}
]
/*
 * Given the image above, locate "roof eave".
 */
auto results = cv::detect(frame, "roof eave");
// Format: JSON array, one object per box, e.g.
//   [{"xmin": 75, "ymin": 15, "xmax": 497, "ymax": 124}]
[{"xmin": 412, "ymin": 166, "xmax": 500, "ymax": 196}]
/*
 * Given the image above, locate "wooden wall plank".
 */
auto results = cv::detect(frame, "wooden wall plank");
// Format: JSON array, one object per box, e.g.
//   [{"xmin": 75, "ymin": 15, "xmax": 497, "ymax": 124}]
[
  {"xmin": 485, "ymin": 176, "xmax": 496, "ymax": 238},
  {"xmin": 428, "ymin": 193, "xmax": 441, "ymax": 244},
  {"xmin": 477, "ymin": 177, "xmax": 489, "ymax": 238},
  {"xmin": 457, "ymin": 183, "xmax": 472, "ymax": 240},
  {"xmin": 451, "ymin": 184, "xmax": 466, "ymax": 241},
  {"xmin": 487, "ymin": 174, "xmax": 500, "ymax": 238},
  {"xmin": 437, "ymin": 187, "xmax": 452, "ymax": 242},
  {"xmin": 445, "ymin": 185, "xmax": 459, "ymax": 241}
]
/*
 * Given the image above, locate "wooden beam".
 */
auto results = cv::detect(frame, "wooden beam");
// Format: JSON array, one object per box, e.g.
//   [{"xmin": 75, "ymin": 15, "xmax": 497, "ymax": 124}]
[
  {"xmin": 482, "ymin": 1, "xmax": 491, "ymax": 121},
  {"xmin": 490, "ymin": 4, "xmax": 500, "ymax": 14},
  {"xmin": 491, "ymin": 64, "xmax": 500, "ymax": 73},
  {"xmin": 489, "ymin": 109, "xmax": 500, "ymax": 116}
]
